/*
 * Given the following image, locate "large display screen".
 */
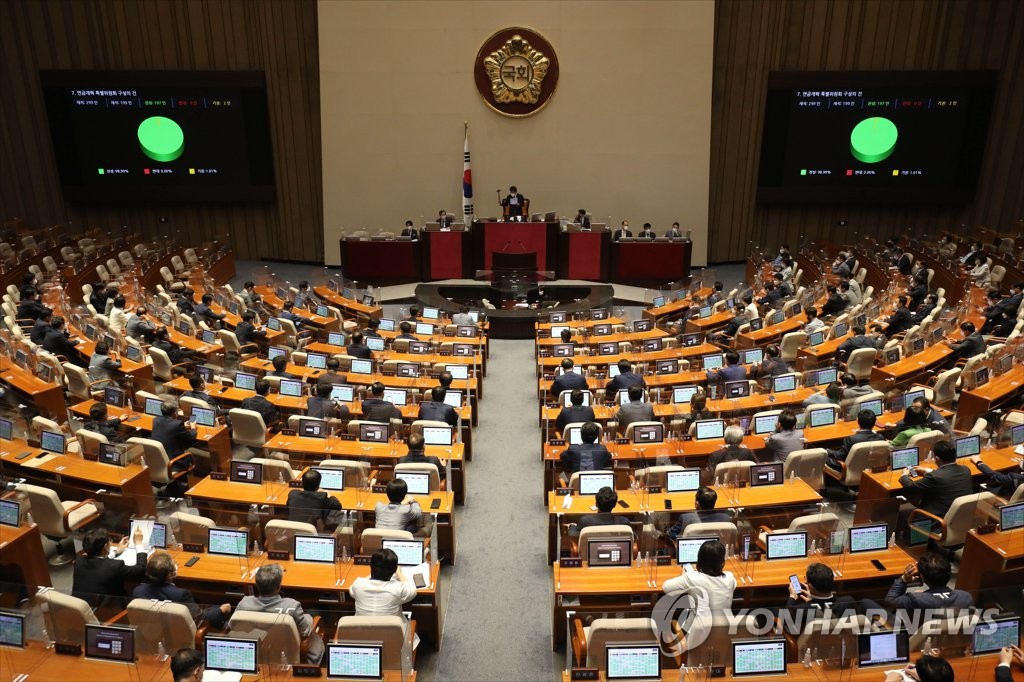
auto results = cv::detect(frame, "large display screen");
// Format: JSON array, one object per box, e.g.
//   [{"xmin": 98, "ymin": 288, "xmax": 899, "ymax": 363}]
[
  {"xmin": 40, "ymin": 70, "xmax": 275, "ymax": 202},
  {"xmin": 757, "ymin": 71, "xmax": 997, "ymax": 204}
]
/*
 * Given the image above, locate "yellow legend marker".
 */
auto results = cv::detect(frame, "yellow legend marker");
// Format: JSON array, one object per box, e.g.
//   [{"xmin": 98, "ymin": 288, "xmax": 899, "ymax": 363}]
[
  {"xmin": 189, "ymin": 168, "xmax": 196, "ymax": 175},
  {"xmin": 892, "ymin": 169, "xmax": 899, "ymax": 176}
]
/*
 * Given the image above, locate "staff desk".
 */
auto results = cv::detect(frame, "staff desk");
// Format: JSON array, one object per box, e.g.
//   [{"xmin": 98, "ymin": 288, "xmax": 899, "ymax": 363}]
[
  {"xmin": 238, "ymin": 357, "xmax": 482, "ymax": 399},
  {"xmin": 536, "ymin": 343, "xmax": 722, "ymax": 370},
  {"xmin": 853, "ymin": 445, "xmax": 1024, "ymax": 523},
  {"xmin": 253, "ymin": 286, "xmax": 340, "ymax": 333},
  {"xmin": 536, "ymin": 316, "xmax": 627, "ymax": 331},
  {"xmin": 305, "ymin": 342, "xmax": 485, "ymax": 376},
  {"xmin": 0, "ymin": 437, "xmax": 156, "ymax": 518},
  {"xmin": 869, "ymin": 343, "xmax": 955, "ymax": 388},
  {"xmin": 0, "ymin": 523, "xmax": 52, "ymax": 599},
  {"xmin": 537, "ymin": 329, "xmax": 667, "ymax": 347},
  {"xmin": 550, "ymin": 545, "xmax": 914, "ymax": 648},
  {"xmin": 957, "ymin": 527, "xmax": 1024, "ymax": 597},
  {"xmin": 544, "ymin": 479, "xmax": 822, "ymax": 561},
  {"xmin": 313, "ymin": 286, "xmax": 383, "ymax": 320},
  {"xmin": 735, "ymin": 314, "xmax": 807, "ymax": 348},
  {"xmin": 68, "ymin": 400, "xmax": 233, "ymax": 472},
  {"xmin": 0, "ymin": 641, "xmax": 172, "ymax": 680},
  {"xmin": 641, "ymin": 288, "xmax": 714, "ymax": 323},
  {"xmin": 376, "ymin": 328, "xmax": 488, "ymax": 353},
  {"xmin": 185, "ymin": 476, "xmax": 457, "ymax": 563},
  {"xmin": 261, "ymin": 434, "xmax": 467, "ymax": 505},
  {"xmin": 956, "ymin": 368, "xmax": 1024, "ymax": 430},
  {"xmin": 167, "ymin": 327, "xmax": 224, "ymax": 360},
  {"xmin": 66, "ymin": 323, "xmax": 155, "ymax": 392},
  {"xmin": 684, "ymin": 310, "xmax": 732, "ymax": 334},
  {"xmin": 796, "ymin": 332, "xmax": 853, "ymax": 371},
  {"xmin": 0, "ymin": 356, "xmax": 66, "ymax": 420}
]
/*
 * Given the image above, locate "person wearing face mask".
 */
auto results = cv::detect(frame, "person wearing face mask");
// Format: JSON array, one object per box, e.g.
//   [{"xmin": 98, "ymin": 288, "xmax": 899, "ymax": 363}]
[
  {"xmin": 437, "ymin": 209, "xmax": 453, "ymax": 229},
  {"xmin": 613, "ymin": 219, "xmax": 633, "ymax": 241},
  {"xmin": 501, "ymin": 185, "xmax": 528, "ymax": 221}
]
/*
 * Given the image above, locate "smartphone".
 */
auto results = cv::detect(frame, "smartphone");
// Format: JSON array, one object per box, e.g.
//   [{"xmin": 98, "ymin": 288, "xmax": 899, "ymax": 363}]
[
  {"xmin": 429, "ymin": 498, "xmax": 441, "ymax": 510},
  {"xmin": 412, "ymin": 573, "xmax": 426, "ymax": 588},
  {"xmin": 664, "ymin": 499, "xmax": 672, "ymax": 510},
  {"xmin": 184, "ymin": 556, "xmax": 200, "ymax": 567},
  {"xmin": 871, "ymin": 559, "xmax": 886, "ymax": 571},
  {"xmin": 617, "ymin": 499, "xmax": 630, "ymax": 509},
  {"xmin": 789, "ymin": 574, "xmax": 803, "ymax": 594}
]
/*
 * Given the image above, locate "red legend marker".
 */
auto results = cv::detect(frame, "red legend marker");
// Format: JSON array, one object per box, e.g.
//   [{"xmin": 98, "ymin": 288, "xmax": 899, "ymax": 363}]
[
  {"xmin": 143, "ymin": 168, "xmax": 151, "ymax": 175},
  {"xmin": 846, "ymin": 169, "xmax": 853, "ymax": 176}
]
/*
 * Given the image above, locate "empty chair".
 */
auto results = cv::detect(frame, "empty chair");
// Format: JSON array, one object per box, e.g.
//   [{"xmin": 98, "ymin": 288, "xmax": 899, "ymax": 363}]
[
  {"xmin": 908, "ymin": 491, "xmax": 1000, "ymax": 552},
  {"xmin": 846, "ymin": 348, "xmax": 877, "ymax": 381},
  {"xmin": 263, "ymin": 519, "xmax": 318, "ymax": 553},
  {"xmin": 127, "ymin": 437, "xmax": 194, "ymax": 504},
  {"xmin": 250, "ymin": 456, "xmax": 300, "ymax": 483},
  {"xmin": 17, "ymin": 483, "xmax": 101, "ymax": 565},
  {"xmin": 334, "ymin": 616, "xmax": 414, "ymax": 672},
  {"xmin": 169, "ymin": 511, "xmax": 216, "ymax": 546},
  {"xmin": 360, "ymin": 528, "xmax": 414, "ymax": 555},
  {"xmin": 228, "ymin": 408, "xmax": 269, "ymax": 449},
  {"xmin": 571, "ymin": 617, "xmax": 657, "ymax": 670},
  {"xmin": 38, "ymin": 590, "xmax": 101, "ymax": 644},
  {"xmin": 783, "ymin": 448, "xmax": 827, "ymax": 491},
  {"xmin": 825, "ymin": 441, "xmax": 892, "ymax": 489},
  {"xmin": 780, "ymin": 331, "xmax": 807, "ymax": 363},
  {"xmin": 127, "ymin": 599, "xmax": 198, "ymax": 655}
]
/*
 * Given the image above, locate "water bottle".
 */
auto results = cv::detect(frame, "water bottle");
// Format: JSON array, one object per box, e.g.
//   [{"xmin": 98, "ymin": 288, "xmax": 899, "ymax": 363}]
[
  {"xmin": 166, "ymin": 525, "xmax": 178, "ymax": 550},
  {"xmin": 279, "ymin": 650, "xmax": 290, "ymax": 671},
  {"xmin": 41, "ymin": 626, "xmax": 53, "ymax": 649},
  {"xmin": 252, "ymin": 538, "xmax": 262, "ymax": 556},
  {"xmin": 247, "ymin": 504, "xmax": 259, "ymax": 530},
  {"xmin": 157, "ymin": 640, "xmax": 168, "ymax": 661},
  {"xmin": 26, "ymin": 511, "xmax": 35, "ymax": 527},
  {"xmin": 922, "ymin": 636, "xmax": 932, "ymax": 654},
  {"xmin": 803, "ymin": 647, "xmax": 812, "ymax": 667},
  {"xmin": 888, "ymin": 532, "xmax": 896, "ymax": 549}
]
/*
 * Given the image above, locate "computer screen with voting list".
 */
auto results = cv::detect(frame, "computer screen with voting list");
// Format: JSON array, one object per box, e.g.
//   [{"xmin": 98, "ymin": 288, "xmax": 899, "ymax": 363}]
[
  {"xmin": 190, "ymin": 406, "xmax": 216, "ymax": 427},
  {"xmin": 327, "ymin": 643, "xmax": 383, "ymax": 680},
  {"xmin": 812, "ymin": 367, "xmax": 838, "ymax": 386},
  {"xmin": 279, "ymin": 379, "xmax": 304, "ymax": 397},
  {"xmin": 848, "ymin": 523, "xmax": 888, "ymax": 553},
  {"xmin": 235, "ymin": 372, "xmax": 258, "ymax": 391},
  {"xmin": 742, "ymin": 348, "xmax": 764, "ymax": 365},
  {"xmin": 350, "ymin": 359, "xmax": 372, "ymax": 375},
  {"xmin": 293, "ymin": 534, "xmax": 336, "ymax": 563},
  {"xmin": 0, "ymin": 499, "xmax": 19, "ymax": 527},
  {"xmin": 562, "ymin": 391, "xmax": 591, "ymax": 407},
  {"xmin": 129, "ymin": 519, "xmax": 167, "ymax": 549},
  {"xmin": 1000, "ymin": 502, "xmax": 1024, "ymax": 531},
  {"xmin": 677, "ymin": 536, "xmax": 717, "ymax": 565},
  {"xmin": 565, "ymin": 426, "xmax": 584, "ymax": 446},
  {"xmin": 443, "ymin": 389, "xmax": 463, "ymax": 408},
  {"xmin": 857, "ymin": 630, "xmax": 909, "ymax": 667},
  {"xmin": 328, "ymin": 332, "xmax": 346, "ymax": 346},
  {"xmin": 955, "ymin": 435, "xmax": 981, "ymax": 458},
  {"xmin": 694, "ymin": 420, "xmax": 725, "ymax": 441},
  {"xmin": 381, "ymin": 538, "xmax": 424, "ymax": 567},
  {"xmin": 208, "ymin": 528, "xmax": 248, "ymax": 557},
  {"xmin": 40, "ymin": 430, "xmax": 65, "ymax": 454},
  {"xmin": 702, "ymin": 354, "xmax": 724, "ymax": 370},
  {"xmin": 0, "ymin": 610, "xmax": 25, "ymax": 647},
  {"xmin": 606, "ymin": 644, "xmax": 660, "ymax": 681},
  {"xmin": 972, "ymin": 616, "xmax": 1020, "ymax": 655},
  {"xmin": 766, "ymin": 531, "xmax": 807, "ymax": 560},
  {"xmin": 98, "ymin": 443, "xmax": 125, "ymax": 466},
  {"xmin": 773, "ymin": 374, "xmax": 797, "ymax": 392},
  {"xmin": 731, "ymin": 639, "xmax": 787, "ymax": 676},
  {"xmin": 445, "ymin": 364, "xmax": 469, "ymax": 380},
  {"xmin": 423, "ymin": 425, "xmax": 453, "ymax": 446},
  {"xmin": 673, "ymin": 385, "xmax": 698, "ymax": 404},
  {"xmin": 395, "ymin": 472, "xmax": 430, "ymax": 495},
  {"xmin": 313, "ymin": 467, "xmax": 345, "ymax": 491},
  {"xmin": 415, "ymin": 322, "xmax": 434, "ymax": 336},
  {"xmin": 378, "ymin": 318, "xmax": 396, "ymax": 332},
  {"xmin": 578, "ymin": 471, "xmax": 615, "ymax": 495},
  {"xmin": 144, "ymin": 397, "xmax": 164, "ymax": 416},
  {"xmin": 85, "ymin": 624, "xmax": 135, "ymax": 663},
  {"xmin": 331, "ymin": 385, "xmax": 355, "ymax": 402},
  {"xmin": 0, "ymin": 417, "xmax": 12, "ymax": 441},
  {"xmin": 587, "ymin": 538, "xmax": 632, "ymax": 567},
  {"xmin": 665, "ymin": 469, "xmax": 701, "ymax": 493},
  {"xmin": 383, "ymin": 388, "xmax": 407, "ymax": 406},
  {"xmin": 808, "ymin": 408, "xmax": 836, "ymax": 428},
  {"xmin": 306, "ymin": 352, "xmax": 328, "ymax": 369},
  {"xmin": 753, "ymin": 414, "xmax": 779, "ymax": 435},
  {"xmin": 205, "ymin": 636, "xmax": 259, "ymax": 674},
  {"xmin": 891, "ymin": 447, "xmax": 919, "ymax": 470},
  {"xmin": 859, "ymin": 398, "xmax": 884, "ymax": 417}
]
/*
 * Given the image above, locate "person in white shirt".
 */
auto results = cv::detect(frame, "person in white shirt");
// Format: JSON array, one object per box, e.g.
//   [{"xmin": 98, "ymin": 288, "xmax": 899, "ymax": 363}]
[
  {"xmin": 969, "ymin": 259, "xmax": 991, "ymax": 287},
  {"xmin": 742, "ymin": 294, "xmax": 759, "ymax": 320},
  {"xmin": 662, "ymin": 540, "xmax": 736, "ymax": 648},
  {"xmin": 108, "ymin": 295, "xmax": 129, "ymax": 335},
  {"xmin": 802, "ymin": 306, "xmax": 825, "ymax": 334},
  {"xmin": 349, "ymin": 549, "xmax": 418, "ymax": 630},
  {"xmin": 451, "ymin": 305, "xmax": 474, "ymax": 326}
]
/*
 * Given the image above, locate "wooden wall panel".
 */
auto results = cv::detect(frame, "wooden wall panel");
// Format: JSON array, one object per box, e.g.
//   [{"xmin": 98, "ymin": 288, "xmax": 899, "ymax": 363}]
[
  {"xmin": 0, "ymin": 0, "xmax": 322, "ymax": 262},
  {"xmin": 709, "ymin": 0, "xmax": 1024, "ymax": 263}
]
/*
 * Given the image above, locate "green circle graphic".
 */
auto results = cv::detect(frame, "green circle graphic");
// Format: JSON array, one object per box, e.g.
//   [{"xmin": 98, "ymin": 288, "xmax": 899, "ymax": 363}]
[
  {"xmin": 137, "ymin": 116, "xmax": 184, "ymax": 162},
  {"xmin": 850, "ymin": 117, "xmax": 898, "ymax": 164}
]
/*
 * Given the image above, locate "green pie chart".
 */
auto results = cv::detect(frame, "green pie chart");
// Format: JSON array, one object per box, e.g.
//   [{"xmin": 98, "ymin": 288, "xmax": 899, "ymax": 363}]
[
  {"xmin": 850, "ymin": 116, "xmax": 898, "ymax": 164},
  {"xmin": 137, "ymin": 116, "xmax": 184, "ymax": 162}
]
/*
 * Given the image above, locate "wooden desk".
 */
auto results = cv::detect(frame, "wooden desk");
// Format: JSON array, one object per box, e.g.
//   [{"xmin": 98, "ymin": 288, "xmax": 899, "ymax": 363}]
[
  {"xmin": 869, "ymin": 343, "xmax": 955, "ymax": 389},
  {"xmin": 0, "ymin": 356, "xmax": 66, "ymax": 420},
  {"xmin": 641, "ymin": 288, "xmax": 714, "ymax": 323},
  {"xmin": 167, "ymin": 327, "xmax": 224, "ymax": 360},
  {"xmin": 550, "ymin": 545, "xmax": 914, "ymax": 648},
  {"xmin": 313, "ymin": 286, "xmax": 383, "ymax": 321},
  {"xmin": 537, "ymin": 329, "xmax": 668, "ymax": 347},
  {"xmin": 735, "ymin": 314, "xmax": 806, "ymax": 348},
  {"xmin": 537, "ymin": 317, "xmax": 628, "ymax": 331},
  {"xmin": 185, "ymin": 477, "xmax": 457, "ymax": 563},
  {"xmin": 957, "ymin": 527, "xmax": 1024, "ymax": 596},
  {"xmin": 796, "ymin": 332, "xmax": 852, "ymax": 371},
  {"xmin": 0, "ymin": 641, "xmax": 172, "ymax": 680},
  {"xmin": 254, "ymin": 286, "xmax": 340, "ymax": 332},
  {"xmin": 68, "ymin": 400, "xmax": 233, "ymax": 472},
  {"xmin": 684, "ymin": 310, "xmax": 732, "ymax": 334},
  {"xmin": 544, "ymin": 479, "xmax": 822, "ymax": 561},
  {"xmin": 261, "ymin": 434, "xmax": 467, "ymax": 505},
  {"xmin": 0, "ymin": 523, "xmax": 52, "ymax": 600},
  {"xmin": 535, "ymin": 343, "xmax": 721, "ymax": 370},
  {"xmin": 956, "ymin": 368, "xmax": 1024, "ymax": 430},
  {"xmin": 0, "ymin": 437, "xmax": 156, "ymax": 519}
]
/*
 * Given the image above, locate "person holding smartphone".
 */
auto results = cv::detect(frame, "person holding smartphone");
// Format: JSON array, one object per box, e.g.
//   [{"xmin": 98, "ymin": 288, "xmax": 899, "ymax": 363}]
[
  {"xmin": 151, "ymin": 399, "xmax": 198, "ymax": 496},
  {"xmin": 784, "ymin": 563, "xmax": 858, "ymax": 625}
]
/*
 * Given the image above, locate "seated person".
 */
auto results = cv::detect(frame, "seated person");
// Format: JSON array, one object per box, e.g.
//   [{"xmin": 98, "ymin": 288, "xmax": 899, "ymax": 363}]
[
  {"xmin": 307, "ymin": 381, "xmax": 350, "ymax": 420},
  {"xmin": 899, "ymin": 440, "xmax": 972, "ymax": 521},
  {"xmin": 574, "ymin": 209, "xmax": 591, "ymax": 228},
  {"xmin": 374, "ymin": 478, "xmax": 422, "ymax": 534},
  {"xmin": 836, "ymin": 325, "xmax": 876, "ymax": 360},
  {"xmin": 605, "ymin": 359, "xmax": 646, "ymax": 395},
  {"xmin": 436, "ymin": 210, "xmax": 453, "ymax": 228},
  {"xmin": 560, "ymin": 421, "xmax": 612, "ymax": 475},
  {"xmin": 84, "ymin": 401, "xmax": 128, "ymax": 442},
  {"xmin": 152, "ymin": 399, "xmax": 198, "ymax": 496},
  {"xmin": 885, "ymin": 552, "xmax": 972, "ymax": 616},
  {"xmin": 785, "ymin": 562, "xmax": 859, "ymax": 621},
  {"xmin": 612, "ymin": 220, "xmax": 632, "ymax": 241},
  {"xmin": 294, "ymin": 280, "xmax": 319, "ymax": 309},
  {"xmin": 236, "ymin": 564, "xmax": 324, "ymax": 664},
  {"xmin": 884, "ymin": 296, "xmax": 913, "ymax": 336},
  {"xmin": 893, "ymin": 396, "xmax": 950, "ymax": 435},
  {"xmin": 826, "ymin": 408, "xmax": 885, "ymax": 468},
  {"xmin": 750, "ymin": 344, "xmax": 789, "ymax": 379},
  {"xmin": 820, "ymin": 284, "xmax": 846, "ymax": 317},
  {"xmin": 170, "ymin": 648, "xmax": 204, "ymax": 682},
  {"xmin": 556, "ymin": 388, "xmax": 595, "ymax": 434},
  {"xmin": 840, "ymin": 372, "xmax": 874, "ymax": 404},
  {"xmin": 396, "ymin": 321, "xmax": 418, "ymax": 340},
  {"xmin": 280, "ymin": 301, "xmax": 313, "ymax": 332},
  {"xmin": 88, "ymin": 341, "xmax": 122, "ymax": 389},
  {"xmin": 666, "ymin": 486, "xmax": 731, "ymax": 540},
  {"xmin": 666, "ymin": 222, "xmax": 684, "ymax": 239},
  {"xmin": 708, "ymin": 305, "xmax": 750, "ymax": 344},
  {"xmin": 363, "ymin": 318, "xmax": 382, "ymax": 338},
  {"xmin": 133, "ymin": 550, "xmax": 231, "ymax": 628},
  {"xmin": 194, "ymin": 294, "xmax": 226, "ymax": 327},
  {"xmin": 970, "ymin": 454, "xmax": 1024, "ymax": 499},
  {"xmin": 405, "ymin": 305, "xmax": 421, "ymax": 323},
  {"xmin": 743, "ymin": 294, "xmax": 759, "ymax": 320},
  {"xmin": 756, "ymin": 281, "xmax": 783, "ymax": 308},
  {"xmin": 706, "ymin": 425, "xmax": 756, "ymax": 479},
  {"xmin": 946, "ymin": 320, "xmax": 986, "ymax": 362},
  {"xmin": 802, "ymin": 380, "xmax": 843, "ymax": 408},
  {"xmin": 153, "ymin": 327, "xmax": 198, "ymax": 365},
  {"xmin": 268, "ymin": 354, "xmax": 298, "ymax": 379},
  {"xmin": 400, "ymin": 219, "xmax": 418, "ymax": 239},
  {"xmin": 42, "ymin": 315, "xmax": 83, "ymax": 361},
  {"xmin": 577, "ymin": 487, "xmax": 631, "ymax": 532},
  {"xmin": 30, "ymin": 309, "xmax": 51, "ymax": 345},
  {"xmin": 559, "ymin": 328, "xmax": 574, "ymax": 345},
  {"xmin": 802, "ymin": 306, "xmax": 825, "ymax": 334},
  {"xmin": 316, "ymin": 357, "xmax": 348, "ymax": 386},
  {"xmin": 398, "ymin": 432, "xmax": 446, "ymax": 482},
  {"xmin": 346, "ymin": 331, "xmax": 372, "ymax": 359},
  {"xmin": 551, "ymin": 358, "xmax": 588, "ymax": 396},
  {"xmin": 706, "ymin": 350, "xmax": 746, "ymax": 385},
  {"xmin": 890, "ymin": 404, "xmax": 929, "ymax": 447},
  {"xmin": 72, "ymin": 527, "xmax": 148, "ymax": 611},
  {"xmin": 362, "ymin": 381, "xmax": 402, "ymax": 422},
  {"xmin": 637, "ymin": 222, "xmax": 656, "ymax": 239},
  {"xmin": 240, "ymin": 379, "xmax": 281, "ymax": 428},
  {"xmin": 764, "ymin": 409, "xmax": 804, "ymax": 464},
  {"xmin": 348, "ymin": 549, "xmax": 418, "ymax": 626},
  {"xmin": 17, "ymin": 288, "xmax": 51, "ymax": 320},
  {"xmin": 287, "ymin": 469, "xmax": 343, "ymax": 528},
  {"xmin": 234, "ymin": 310, "xmax": 267, "ymax": 346},
  {"xmin": 614, "ymin": 384, "xmax": 655, "ymax": 432},
  {"xmin": 661, "ymin": 540, "xmax": 736, "ymax": 641},
  {"xmin": 418, "ymin": 385, "xmax": 458, "ymax": 427},
  {"xmin": 182, "ymin": 374, "xmax": 223, "ymax": 415}
]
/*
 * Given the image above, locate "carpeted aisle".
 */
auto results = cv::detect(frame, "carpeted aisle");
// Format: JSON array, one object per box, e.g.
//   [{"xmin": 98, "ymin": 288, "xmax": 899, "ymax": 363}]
[{"xmin": 434, "ymin": 339, "xmax": 563, "ymax": 681}]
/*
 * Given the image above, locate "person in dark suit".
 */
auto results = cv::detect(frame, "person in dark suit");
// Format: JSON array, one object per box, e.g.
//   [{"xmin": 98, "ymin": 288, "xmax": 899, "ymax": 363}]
[
  {"xmin": 884, "ymin": 296, "xmax": 914, "ymax": 336},
  {"xmin": 307, "ymin": 381, "xmax": 350, "ymax": 420},
  {"xmin": 347, "ymin": 331, "xmax": 373, "ymax": 359},
  {"xmin": 574, "ymin": 209, "xmax": 591, "ymax": 228},
  {"xmin": 996, "ymin": 647, "xmax": 1024, "ymax": 682},
  {"xmin": 706, "ymin": 350, "xmax": 747, "ymax": 386},
  {"xmin": 72, "ymin": 528, "xmax": 148, "ymax": 611},
  {"xmin": 16, "ymin": 288, "xmax": 51, "ymax": 320},
  {"xmin": 552, "ymin": 358, "xmax": 589, "ymax": 397},
  {"xmin": 826, "ymin": 408, "xmax": 886, "ymax": 468},
  {"xmin": 363, "ymin": 318, "xmax": 382, "ymax": 338},
  {"xmin": 437, "ymin": 210, "xmax": 454, "ymax": 228},
  {"xmin": 268, "ymin": 354, "xmax": 299, "ymax": 379},
  {"xmin": 970, "ymin": 455, "xmax": 1023, "ymax": 499},
  {"xmin": 615, "ymin": 384, "xmax": 654, "ymax": 432},
  {"xmin": 906, "ymin": 280, "xmax": 928, "ymax": 310},
  {"xmin": 910, "ymin": 294, "xmax": 939, "ymax": 325},
  {"xmin": 666, "ymin": 487, "xmax": 732, "ymax": 539},
  {"xmin": 418, "ymin": 386, "xmax": 458, "ymax": 427},
  {"xmin": 316, "ymin": 357, "xmax": 348, "ymax": 387},
  {"xmin": 152, "ymin": 399, "xmax": 198, "ymax": 496},
  {"xmin": 396, "ymin": 321, "xmax": 418, "ymax": 340},
  {"xmin": 893, "ymin": 247, "xmax": 913, "ymax": 276},
  {"xmin": 42, "ymin": 315, "xmax": 84, "ymax": 364},
  {"xmin": 133, "ymin": 551, "xmax": 231, "ymax": 627},
  {"xmin": 84, "ymin": 401, "xmax": 128, "ymax": 442},
  {"xmin": 612, "ymin": 220, "xmax": 632, "ymax": 241},
  {"xmin": 899, "ymin": 440, "xmax": 972, "ymax": 520},
  {"xmin": 885, "ymin": 552, "xmax": 972, "ymax": 614},
  {"xmin": 666, "ymin": 222, "xmax": 685, "ymax": 239},
  {"xmin": 398, "ymin": 432, "xmax": 446, "ymax": 481},
  {"xmin": 577, "ymin": 487, "xmax": 631, "ymax": 532},
  {"xmin": 560, "ymin": 422, "xmax": 612, "ymax": 475},
  {"xmin": 153, "ymin": 327, "xmax": 198, "ymax": 365},
  {"xmin": 706, "ymin": 425, "xmax": 756, "ymax": 480},
  {"xmin": 177, "ymin": 288, "xmax": 198, "ymax": 322},
  {"xmin": 820, "ymin": 284, "xmax": 847, "ymax": 317},
  {"xmin": 784, "ymin": 562, "xmax": 860, "ymax": 624},
  {"xmin": 287, "ymin": 469, "xmax": 343, "ymax": 528},
  {"xmin": 500, "ymin": 186, "xmax": 526, "ymax": 220},
  {"xmin": 194, "ymin": 293, "xmax": 226, "ymax": 328},
  {"xmin": 836, "ymin": 325, "xmax": 877, "ymax": 361},
  {"xmin": 947, "ymin": 321, "xmax": 986, "ymax": 362},
  {"xmin": 400, "ymin": 219, "xmax": 418, "ymax": 239},
  {"xmin": 708, "ymin": 304, "xmax": 750, "ymax": 344},
  {"xmin": 605, "ymin": 359, "xmax": 645, "ymax": 395},
  {"xmin": 637, "ymin": 223, "xmax": 656, "ymax": 239},
  {"xmin": 750, "ymin": 344, "xmax": 790, "ymax": 380},
  {"xmin": 960, "ymin": 240, "xmax": 986, "ymax": 268},
  {"xmin": 556, "ymin": 388, "xmax": 595, "ymax": 434},
  {"xmin": 234, "ymin": 310, "xmax": 267, "ymax": 346},
  {"xmin": 30, "ymin": 309, "xmax": 51, "ymax": 344},
  {"xmin": 240, "ymin": 379, "xmax": 280, "ymax": 428},
  {"xmin": 362, "ymin": 381, "xmax": 401, "ymax": 422},
  {"xmin": 756, "ymin": 281, "xmax": 783, "ymax": 308}
]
